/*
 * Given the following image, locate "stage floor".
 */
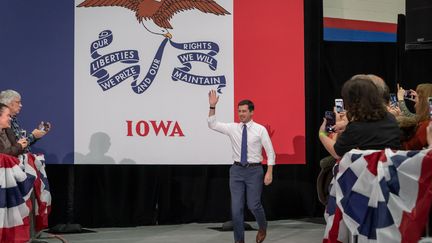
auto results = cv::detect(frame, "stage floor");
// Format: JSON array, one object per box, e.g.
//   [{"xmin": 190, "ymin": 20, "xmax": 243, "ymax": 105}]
[{"xmin": 40, "ymin": 219, "xmax": 326, "ymax": 243}]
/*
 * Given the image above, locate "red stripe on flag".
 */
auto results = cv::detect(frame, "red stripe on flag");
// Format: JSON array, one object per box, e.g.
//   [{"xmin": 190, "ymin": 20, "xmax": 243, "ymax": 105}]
[
  {"xmin": 323, "ymin": 17, "xmax": 397, "ymax": 33},
  {"xmin": 0, "ymin": 216, "xmax": 30, "ymax": 243},
  {"xmin": 36, "ymin": 206, "xmax": 51, "ymax": 232},
  {"xmin": 0, "ymin": 154, "xmax": 21, "ymax": 168},
  {"xmin": 364, "ymin": 151, "xmax": 382, "ymax": 176},
  {"xmin": 234, "ymin": 0, "xmax": 305, "ymax": 164},
  {"xmin": 326, "ymin": 207, "xmax": 344, "ymax": 243},
  {"xmin": 399, "ymin": 151, "xmax": 432, "ymax": 243},
  {"xmin": 0, "ymin": 198, "xmax": 32, "ymax": 243},
  {"xmin": 27, "ymin": 154, "xmax": 50, "ymax": 231}
]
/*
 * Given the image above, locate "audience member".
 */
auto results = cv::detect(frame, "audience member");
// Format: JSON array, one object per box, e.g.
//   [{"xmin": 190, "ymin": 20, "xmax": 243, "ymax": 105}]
[
  {"xmin": 332, "ymin": 74, "xmax": 399, "ymax": 133},
  {"xmin": 319, "ymin": 77, "xmax": 401, "ymax": 159},
  {"xmin": 0, "ymin": 103, "xmax": 28, "ymax": 156},
  {"xmin": 397, "ymin": 84, "xmax": 416, "ymax": 118},
  {"xmin": 0, "ymin": 90, "xmax": 51, "ymax": 149},
  {"xmin": 397, "ymin": 83, "xmax": 432, "ymax": 149}
]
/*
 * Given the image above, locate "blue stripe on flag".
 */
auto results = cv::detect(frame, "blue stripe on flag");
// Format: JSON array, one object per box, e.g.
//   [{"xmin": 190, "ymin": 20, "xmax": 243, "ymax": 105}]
[
  {"xmin": 386, "ymin": 166, "xmax": 400, "ymax": 197},
  {"xmin": 351, "ymin": 153, "xmax": 363, "ymax": 162},
  {"xmin": 407, "ymin": 151, "xmax": 420, "ymax": 158},
  {"xmin": 375, "ymin": 202, "xmax": 394, "ymax": 228},
  {"xmin": 0, "ymin": 174, "xmax": 35, "ymax": 208},
  {"xmin": 358, "ymin": 202, "xmax": 394, "ymax": 239},
  {"xmin": 391, "ymin": 155, "xmax": 409, "ymax": 168},
  {"xmin": 379, "ymin": 177, "xmax": 390, "ymax": 203},
  {"xmin": 338, "ymin": 168, "xmax": 357, "ymax": 196},
  {"xmin": 0, "ymin": 187, "xmax": 24, "ymax": 208},
  {"xmin": 18, "ymin": 173, "xmax": 36, "ymax": 195},
  {"xmin": 340, "ymin": 191, "xmax": 369, "ymax": 224},
  {"xmin": 327, "ymin": 195, "xmax": 337, "ymax": 216},
  {"xmin": 324, "ymin": 28, "xmax": 396, "ymax": 42}
]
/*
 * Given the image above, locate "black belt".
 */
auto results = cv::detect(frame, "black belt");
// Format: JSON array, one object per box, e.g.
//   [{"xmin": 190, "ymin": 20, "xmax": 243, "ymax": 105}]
[{"xmin": 234, "ymin": 161, "xmax": 262, "ymax": 167}]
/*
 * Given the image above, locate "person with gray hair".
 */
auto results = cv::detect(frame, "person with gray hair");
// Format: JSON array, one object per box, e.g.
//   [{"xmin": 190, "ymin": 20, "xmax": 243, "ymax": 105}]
[
  {"xmin": 349, "ymin": 74, "xmax": 390, "ymax": 105},
  {"xmin": 0, "ymin": 89, "xmax": 51, "ymax": 149}
]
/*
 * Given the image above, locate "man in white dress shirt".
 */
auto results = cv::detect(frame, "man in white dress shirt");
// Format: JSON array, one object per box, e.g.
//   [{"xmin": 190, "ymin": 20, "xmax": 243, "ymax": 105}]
[{"xmin": 207, "ymin": 90, "xmax": 275, "ymax": 243}]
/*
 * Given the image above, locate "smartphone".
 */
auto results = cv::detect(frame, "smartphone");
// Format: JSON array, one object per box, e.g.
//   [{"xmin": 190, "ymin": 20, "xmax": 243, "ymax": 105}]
[
  {"xmin": 39, "ymin": 121, "xmax": 49, "ymax": 131},
  {"xmin": 390, "ymin": 93, "xmax": 398, "ymax": 107},
  {"xmin": 404, "ymin": 90, "xmax": 414, "ymax": 100},
  {"xmin": 43, "ymin": 122, "xmax": 50, "ymax": 131},
  {"xmin": 20, "ymin": 130, "xmax": 27, "ymax": 138},
  {"xmin": 335, "ymin": 99, "xmax": 344, "ymax": 113},
  {"xmin": 429, "ymin": 97, "xmax": 432, "ymax": 119},
  {"xmin": 325, "ymin": 111, "xmax": 336, "ymax": 133}
]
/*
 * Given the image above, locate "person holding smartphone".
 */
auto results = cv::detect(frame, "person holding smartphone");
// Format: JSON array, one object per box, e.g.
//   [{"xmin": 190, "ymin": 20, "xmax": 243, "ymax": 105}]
[
  {"xmin": 319, "ymin": 77, "xmax": 401, "ymax": 159},
  {"xmin": 0, "ymin": 90, "xmax": 51, "ymax": 151},
  {"xmin": 396, "ymin": 84, "xmax": 417, "ymax": 118},
  {"xmin": 0, "ymin": 103, "xmax": 28, "ymax": 156},
  {"xmin": 330, "ymin": 74, "xmax": 398, "ymax": 135},
  {"xmin": 397, "ymin": 84, "xmax": 432, "ymax": 150}
]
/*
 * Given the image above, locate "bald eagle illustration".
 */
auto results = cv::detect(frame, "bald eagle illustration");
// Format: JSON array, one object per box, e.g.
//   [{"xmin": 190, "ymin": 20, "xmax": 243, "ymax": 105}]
[{"xmin": 78, "ymin": 0, "xmax": 231, "ymax": 39}]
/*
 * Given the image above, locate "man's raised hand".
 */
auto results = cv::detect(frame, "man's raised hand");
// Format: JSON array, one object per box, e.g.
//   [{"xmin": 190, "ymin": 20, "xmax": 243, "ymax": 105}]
[{"xmin": 208, "ymin": 90, "xmax": 219, "ymax": 107}]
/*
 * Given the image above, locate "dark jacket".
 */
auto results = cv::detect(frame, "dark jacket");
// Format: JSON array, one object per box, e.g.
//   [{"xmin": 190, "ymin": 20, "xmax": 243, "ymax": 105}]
[{"xmin": 0, "ymin": 128, "xmax": 24, "ymax": 157}]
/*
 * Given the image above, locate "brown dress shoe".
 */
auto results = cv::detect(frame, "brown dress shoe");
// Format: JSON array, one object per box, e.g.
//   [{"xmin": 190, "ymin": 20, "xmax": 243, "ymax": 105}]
[{"xmin": 256, "ymin": 228, "xmax": 266, "ymax": 243}]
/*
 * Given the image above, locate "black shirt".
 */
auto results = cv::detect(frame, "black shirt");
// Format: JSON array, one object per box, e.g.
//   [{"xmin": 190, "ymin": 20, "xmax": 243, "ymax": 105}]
[{"xmin": 334, "ymin": 113, "xmax": 401, "ymax": 157}]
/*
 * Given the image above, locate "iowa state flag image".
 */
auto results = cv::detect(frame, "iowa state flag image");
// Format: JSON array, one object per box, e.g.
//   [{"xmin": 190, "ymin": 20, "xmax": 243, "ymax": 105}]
[{"xmin": 0, "ymin": 0, "xmax": 304, "ymax": 165}]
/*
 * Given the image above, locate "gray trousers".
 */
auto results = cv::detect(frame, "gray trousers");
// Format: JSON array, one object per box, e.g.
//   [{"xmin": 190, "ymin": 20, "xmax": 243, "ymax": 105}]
[{"xmin": 229, "ymin": 164, "xmax": 267, "ymax": 242}]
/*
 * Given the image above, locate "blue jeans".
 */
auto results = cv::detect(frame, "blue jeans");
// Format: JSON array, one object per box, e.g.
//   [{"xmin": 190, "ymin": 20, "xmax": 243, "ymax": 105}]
[{"xmin": 229, "ymin": 164, "xmax": 267, "ymax": 242}]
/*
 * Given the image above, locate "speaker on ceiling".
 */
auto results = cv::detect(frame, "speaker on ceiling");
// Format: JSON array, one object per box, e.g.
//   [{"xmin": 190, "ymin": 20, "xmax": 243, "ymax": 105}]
[{"xmin": 405, "ymin": 0, "xmax": 432, "ymax": 44}]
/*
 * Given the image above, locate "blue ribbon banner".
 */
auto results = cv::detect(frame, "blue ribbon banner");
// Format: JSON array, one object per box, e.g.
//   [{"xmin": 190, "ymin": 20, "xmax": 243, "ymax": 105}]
[
  {"xmin": 90, "ymin": 30, "xmax": 113, "ymax": 59},
  {"xmin": 89, "ymin": 30, "xmax": 227, "ymax": 94},
  {"xmin": 131, "ymin": 38, "xmax": 168, "ymax": 94}
]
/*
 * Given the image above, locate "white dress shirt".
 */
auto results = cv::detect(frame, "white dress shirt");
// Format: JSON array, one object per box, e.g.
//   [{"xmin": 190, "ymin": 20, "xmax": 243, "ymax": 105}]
[{"xmin": 208, "ymin": 115, "xmax": 276, "ymax": 165}]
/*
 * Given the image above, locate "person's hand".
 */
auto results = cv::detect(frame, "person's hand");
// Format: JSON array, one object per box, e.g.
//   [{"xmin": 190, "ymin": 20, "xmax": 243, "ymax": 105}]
[
  {"xmin": 407, "ymin": 89, "xmax": 418, "ymax": 102},
  {"xmin": 335, "ymin": 111, "xmax": 346, "ymax": 122},
  {"xmin": 397, "ymin": 84, "xmax": 405, "ymax": 101},
  {"xmin": 388, "ymin": 106, "xmax": 401, "ymax": 117},
  {"xmin": 32, "ymin": 129, "xmax": 46, "ymax": 139},
  {"xmin": 333, "ymin": 120, "xmax": 347, "ymax": 134},
  {"xmin": 264, "ymin": 171, "xmax": 273, "ymax": 185},
  {"xmin": 17, "ymin": 138, "xmax": 28, "ymax": 148},
  {"xmin": 427, "ymin": 121, "xmax": 432, "ymax": 149},
  {"xmin": 208, "ymin": 90, "xmax": 219, "ymax": 107},
  {"xmin": 334, "ymin": 109, "xmax": 348, "ymax": 132}
]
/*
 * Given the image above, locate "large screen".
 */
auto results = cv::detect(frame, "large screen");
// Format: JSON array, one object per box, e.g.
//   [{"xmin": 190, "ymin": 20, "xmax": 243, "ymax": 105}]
[{"xmin": 0, "ymin": 0, "xmax": 304, "ymax": 165}]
